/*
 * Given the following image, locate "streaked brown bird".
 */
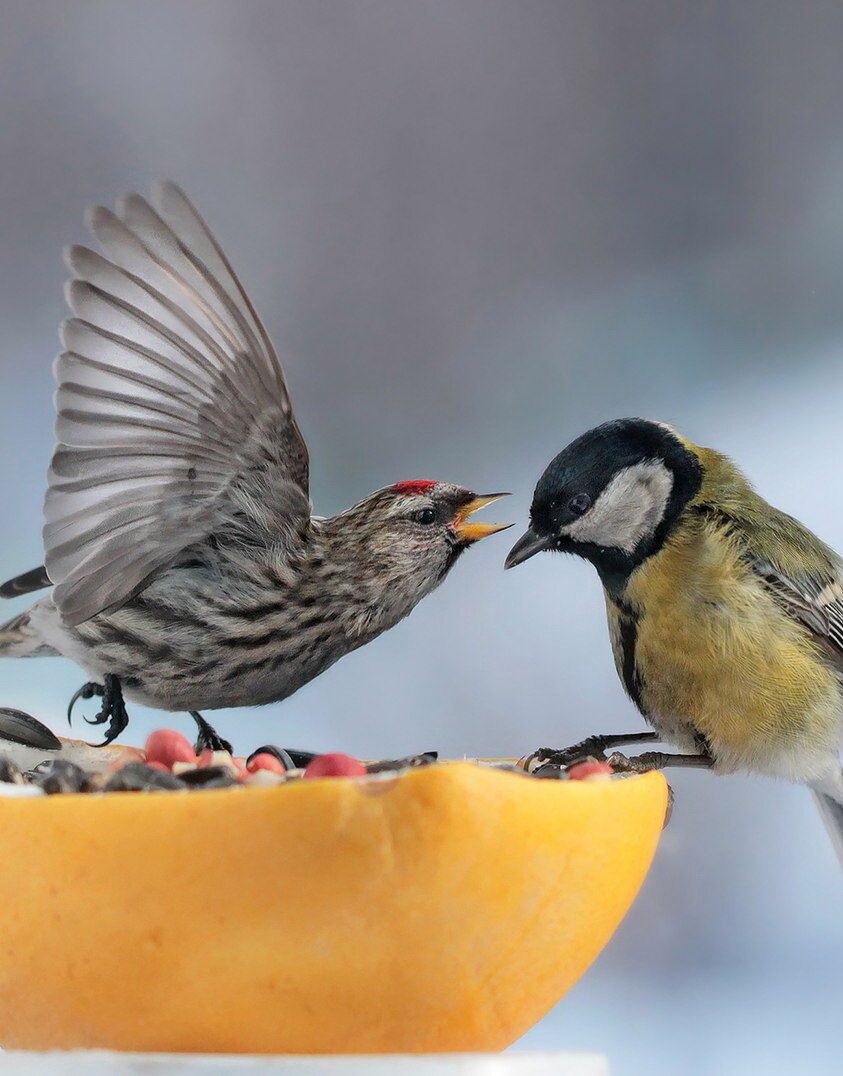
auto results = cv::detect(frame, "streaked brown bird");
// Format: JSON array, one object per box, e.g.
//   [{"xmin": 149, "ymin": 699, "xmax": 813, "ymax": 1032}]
[{"xmin": 0, "ymin": 183, "xmax": 511, "ymax": 749}]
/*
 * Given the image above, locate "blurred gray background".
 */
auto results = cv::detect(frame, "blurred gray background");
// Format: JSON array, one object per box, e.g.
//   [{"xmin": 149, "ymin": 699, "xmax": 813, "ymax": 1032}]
[{"xmin": 2, "ymin": 2, "xmax": 843, "ymax": 1072}]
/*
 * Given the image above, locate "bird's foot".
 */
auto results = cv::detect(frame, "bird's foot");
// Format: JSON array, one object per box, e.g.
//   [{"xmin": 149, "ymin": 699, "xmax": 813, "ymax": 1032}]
[
  {"xmin": 67, "ymin": 674, "xmax": 129, "ymax": 746},
  {"xmin": 523, "ymin": 731, "xmax": 660, "ymax": 772},
  {"xmin": 605, "ymin": 749, "xmax": 714, "ymax": 773},
  {"xmin": 190, "ymin": 712, "xmax": 233, "ymax": 755},
  {"xmin": 604, "ymin": 751, "xmax": 660, "ymax": 774}
]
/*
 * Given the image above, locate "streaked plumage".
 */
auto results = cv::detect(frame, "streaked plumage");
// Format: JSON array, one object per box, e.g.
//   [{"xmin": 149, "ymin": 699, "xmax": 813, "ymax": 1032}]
[
  {"xmin": 506, "ymin": 418, "xmax": 843, "ymax": 865},
  {"xmin": 0, "ymin": 183, "xmax": 510, "ymax": 743}
]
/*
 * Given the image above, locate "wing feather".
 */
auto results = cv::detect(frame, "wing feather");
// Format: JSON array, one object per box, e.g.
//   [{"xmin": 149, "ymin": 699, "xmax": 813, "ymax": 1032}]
[
  {"xmin": 706, "ymin": 507, "xmax": 843, "ymax": 666},
  {"xmin": 45, "ymin": 183, "xmax": 311, "ymax": 626}
]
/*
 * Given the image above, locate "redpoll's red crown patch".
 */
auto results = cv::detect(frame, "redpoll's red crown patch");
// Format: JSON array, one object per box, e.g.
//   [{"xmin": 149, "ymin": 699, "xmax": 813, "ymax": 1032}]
[{"xmin": 392, "ymin": 480, "xmax": 439, "ymax": 496}]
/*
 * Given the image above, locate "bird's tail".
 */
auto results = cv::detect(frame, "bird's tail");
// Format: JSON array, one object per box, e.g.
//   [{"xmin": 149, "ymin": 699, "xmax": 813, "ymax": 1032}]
[
  {"xmin": 0, "ymin": 610, "xmax": 55, "ymax": 657},
  {"xmin": 810, "ymin": 769, "xmax": 843, "ymax": 870},
  {"xmin": 813, "ymin": 792, "xmax": 843, "ymax": 869}
]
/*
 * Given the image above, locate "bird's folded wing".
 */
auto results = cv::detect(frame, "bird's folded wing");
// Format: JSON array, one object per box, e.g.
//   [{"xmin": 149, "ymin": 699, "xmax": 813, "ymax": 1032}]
[
  {"xmin": 46, "ymin": 182, "xmax": 311, "ymax": 627},
  {"xmin": 705, "ymin": 504, "xmax": 843, "ymax": 662},
  {"xmin": 750, "ymin": 556, "xmax": 843, "ymax": 659}
]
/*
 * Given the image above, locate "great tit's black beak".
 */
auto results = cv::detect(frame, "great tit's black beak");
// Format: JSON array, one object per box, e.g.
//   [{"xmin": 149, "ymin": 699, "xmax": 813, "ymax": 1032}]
[{"xmin": 504, "ymin": 527, "xmax": 553, "ymax": 569}]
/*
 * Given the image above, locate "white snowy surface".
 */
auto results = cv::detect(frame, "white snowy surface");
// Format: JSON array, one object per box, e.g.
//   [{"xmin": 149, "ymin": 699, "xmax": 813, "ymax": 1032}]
[{"xmin": 0, "ymin": 1053, "xmax": 609, "ymax": 1075}]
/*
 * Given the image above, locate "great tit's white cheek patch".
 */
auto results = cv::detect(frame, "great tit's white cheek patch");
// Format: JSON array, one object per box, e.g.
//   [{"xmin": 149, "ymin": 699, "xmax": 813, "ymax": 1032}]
[{"xmin": 562, "ymin": 460, "xmax": 673, "ymax": 552}]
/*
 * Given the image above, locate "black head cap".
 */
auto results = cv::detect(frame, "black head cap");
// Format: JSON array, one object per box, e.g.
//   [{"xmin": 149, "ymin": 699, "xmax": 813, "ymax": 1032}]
[{"xmin": 507, "ymin": 418, "xmax": 703, "ymax": 590}]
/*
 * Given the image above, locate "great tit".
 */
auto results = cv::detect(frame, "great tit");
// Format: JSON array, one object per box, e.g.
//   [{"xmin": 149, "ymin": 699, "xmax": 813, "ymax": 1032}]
[{"xmin": 505, "ymin": 417, "xmax": 843, "ymax": 863}]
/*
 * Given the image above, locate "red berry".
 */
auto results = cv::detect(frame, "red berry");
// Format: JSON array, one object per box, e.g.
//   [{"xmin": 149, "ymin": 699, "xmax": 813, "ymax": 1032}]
[
  {"xmin": 567, "ymin": 760, "xmax": 614, "ymax": 780},
  {"xmin": 146, "ymin": 760, "xmax": 172, "ymax": 773},
  {"xmin": 144, "ymin": 729, "xmax": 196, "ymax": 769},
  {"xmin": 303, "ymin": 753, "xmax": 367, "ymax": 779},
  {"xmin": 247, "ymin": 753, "xmax": 287, "ymax": 775}
]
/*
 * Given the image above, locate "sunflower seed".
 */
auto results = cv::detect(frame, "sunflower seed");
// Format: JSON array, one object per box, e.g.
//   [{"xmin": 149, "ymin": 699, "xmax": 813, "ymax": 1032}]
[
  {"xmin": 0, "ymin": 709, "xmax": 61, "ymax": 751},
  {"xmin": 247, "ymin": 745, "xmax": 314, "ymax": 770},
  {"xmin": 105, "ymin": 763, "xmax": 184, "ymax": 792},
  {"xmin": 31, "ymin": 758, "xmax": 93, "ymax": 794},
  {"xmin": 246, "ymin": 744, "xmax": 296, "ymax": 770},
  {"xmin": 178, "ymin": 765, "xmax": 239, "ymax": 789},
  {"xmin": 366, "ymin": 751, "xmax": 438, "ymax": 774},
  {"xmin": 0, "ymin": 755, "xmax": 24, "ymax": 784},
  {"xmin": 531, "ymin": 763, "xmax": 568, "ymax": 779}
]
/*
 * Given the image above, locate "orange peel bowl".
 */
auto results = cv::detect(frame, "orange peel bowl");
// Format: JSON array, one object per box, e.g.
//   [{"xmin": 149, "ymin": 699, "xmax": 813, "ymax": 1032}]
[{"xmin": 0, "ymin": 761, "xmax": 667, "ymax": 1054}]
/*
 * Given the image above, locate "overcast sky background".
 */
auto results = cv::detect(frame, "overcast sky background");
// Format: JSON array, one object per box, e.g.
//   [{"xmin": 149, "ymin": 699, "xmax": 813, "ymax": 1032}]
[{"xmin": 2, "ymin": 4, "xmax": 843, "ymax": 1072}]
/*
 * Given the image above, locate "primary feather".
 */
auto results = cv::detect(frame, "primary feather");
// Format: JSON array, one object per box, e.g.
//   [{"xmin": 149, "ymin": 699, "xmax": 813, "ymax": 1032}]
[{"xmin": 47, "ymin": 182, "xmax": 310, "ymax": 626}]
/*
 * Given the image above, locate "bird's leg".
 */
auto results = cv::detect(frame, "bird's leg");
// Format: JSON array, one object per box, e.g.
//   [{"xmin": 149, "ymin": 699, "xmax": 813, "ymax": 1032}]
[
  {"xmin": 524, "ymin": 731, "xmax": 660, "ymax": 771},
  {"xmin": 190, "ymin": 712, "xmax": 233, "ymax": 755},
  {"xmin": 605, "ymin": 749, "xmax": 715, "ymax": 774},
  {"xmin": 67, "ymin": 674, "xmax": 130, "ymax": 746}
]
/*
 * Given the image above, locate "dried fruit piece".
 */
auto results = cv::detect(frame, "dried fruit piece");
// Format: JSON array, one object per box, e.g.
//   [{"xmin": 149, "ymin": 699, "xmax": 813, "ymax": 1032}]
[
  {"xmin": 567, "ymin": 760, "xmax": 614, "ymax": 781},
  {"xmin": 246, "ymin": 753, "xmax": 287, "ymax": 775},
  {"xmin": 145, "ymin": 729, "xmax": 196, "ymax": 769},
  {"xmin": 303, "ymin": 753, "xmax": 367, "ymax": 779}
]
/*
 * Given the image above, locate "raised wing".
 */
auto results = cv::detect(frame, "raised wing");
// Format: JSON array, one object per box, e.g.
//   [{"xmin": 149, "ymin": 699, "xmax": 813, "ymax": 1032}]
[{"xmin": 46, "ymin": 182, "xmax": 310, "ymax": 627}]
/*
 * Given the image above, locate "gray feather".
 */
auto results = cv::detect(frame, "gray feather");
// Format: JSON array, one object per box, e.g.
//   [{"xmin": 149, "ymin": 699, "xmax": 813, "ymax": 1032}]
[
  {"xmin": 813, "ymin": 790, "xmax": 843, "ymax": 870},
  {"xmin": 45, "ymin": 183, "xmax": 311, "ymax": 627}
]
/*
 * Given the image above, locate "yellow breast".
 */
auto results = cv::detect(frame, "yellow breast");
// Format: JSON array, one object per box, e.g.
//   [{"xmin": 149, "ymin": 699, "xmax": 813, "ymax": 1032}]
[{"xmin": 615, "ymin": 519, "xmax": 842, "ymax": 778}]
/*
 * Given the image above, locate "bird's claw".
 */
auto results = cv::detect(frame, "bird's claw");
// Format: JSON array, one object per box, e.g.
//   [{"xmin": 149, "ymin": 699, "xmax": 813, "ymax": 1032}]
[
  {"xmin": 67, "ymin": 682, "xmax": 104, "ymax": 726},
  {"xmin": 67, "ymin": 676, "xmax": 128, "ymax": 746},
  {"xmin": 604, "ymin": 750, "xmax": 660, "ymax": 774},
  {"xmin": 522, "ymin": 736, "xmax": 611, "ymax": 773},
  {"xmin": 190, "ymin": 712, "xmax": 233, "ymax": 754}
]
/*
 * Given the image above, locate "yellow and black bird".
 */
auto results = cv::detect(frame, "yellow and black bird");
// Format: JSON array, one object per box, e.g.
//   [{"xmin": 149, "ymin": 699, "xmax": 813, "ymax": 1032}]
[{"xmin": 505, "ymin": 417, "xmax": 843, "ymax": 862}]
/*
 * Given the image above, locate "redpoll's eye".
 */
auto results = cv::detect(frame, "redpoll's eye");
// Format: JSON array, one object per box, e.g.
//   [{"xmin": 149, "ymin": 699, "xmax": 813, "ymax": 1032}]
[
  {"xmin": 414, "ymin": 507, "xmax": 437, "ymax": 525},
  {"xmin": 568, "ymin": 493, "xmax": 591, "ymax": 516}
]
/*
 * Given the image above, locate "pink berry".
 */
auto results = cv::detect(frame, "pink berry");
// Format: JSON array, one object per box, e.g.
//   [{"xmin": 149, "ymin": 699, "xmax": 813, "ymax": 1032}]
[
  {"xmin": 146, "ymin": 760, "xmax": 172, "ymax": 773},
  {"xmin": 144, "ymin": 729, "xmax": 196, "ymax": 769},
  {"xmin": 567, "ymin": 760, "xmax": 614, "ymax": 780},
  {"xmin": 303, "ymin": 753, "xmax": 367, "ymax": 779},
  {"xmin": 247, "ymin": 753, "xmax": 287, "ymax": 775}
]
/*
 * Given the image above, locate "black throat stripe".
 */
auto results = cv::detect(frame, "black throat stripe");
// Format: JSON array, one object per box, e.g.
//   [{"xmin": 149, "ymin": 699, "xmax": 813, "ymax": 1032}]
[{"xmin": 613, "ymin": 598, "xmax": 646, "ymax": 716}]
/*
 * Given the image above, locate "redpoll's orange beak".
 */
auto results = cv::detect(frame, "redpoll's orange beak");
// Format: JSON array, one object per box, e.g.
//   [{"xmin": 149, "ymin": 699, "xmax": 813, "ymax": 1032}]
[{"xmin": 452, "ymin": 494, "xmax": 513, "ymax": 543}]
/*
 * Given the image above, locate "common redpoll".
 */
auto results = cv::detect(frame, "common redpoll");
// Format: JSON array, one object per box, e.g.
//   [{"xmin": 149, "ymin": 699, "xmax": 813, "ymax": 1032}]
[{"xmin": 0, "ymin": 183, "xmax": 510, "ymax": 749}]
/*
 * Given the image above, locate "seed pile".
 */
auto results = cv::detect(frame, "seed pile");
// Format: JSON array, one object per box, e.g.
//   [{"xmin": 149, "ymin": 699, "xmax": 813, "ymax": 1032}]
[{"xmin": 0, "ymin": 710, "xmax": 620, "ymax": 797}]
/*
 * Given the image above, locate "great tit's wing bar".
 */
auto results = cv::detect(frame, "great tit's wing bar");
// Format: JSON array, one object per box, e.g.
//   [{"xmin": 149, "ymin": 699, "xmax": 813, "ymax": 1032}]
[
  {"xmin": 701, "ymin": 506, "xmax": 843, "ymax": 663},
  {"xmin": 45, "ymin": 183, "xmax": 311, "ymax": 627},
  {"xmin": 750, "ymin": 558, "xmax": 843, "ymax": 647}
]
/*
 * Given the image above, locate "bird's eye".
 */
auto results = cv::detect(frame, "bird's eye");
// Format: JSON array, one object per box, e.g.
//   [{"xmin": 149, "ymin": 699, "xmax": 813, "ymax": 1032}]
[
  {"xmin": 568, "ymin": 493, "xmax": 591, "ymax": 517},
  {"xmin": 413, "ymin": 507, "xmax": 437, "ymax": 525}
]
